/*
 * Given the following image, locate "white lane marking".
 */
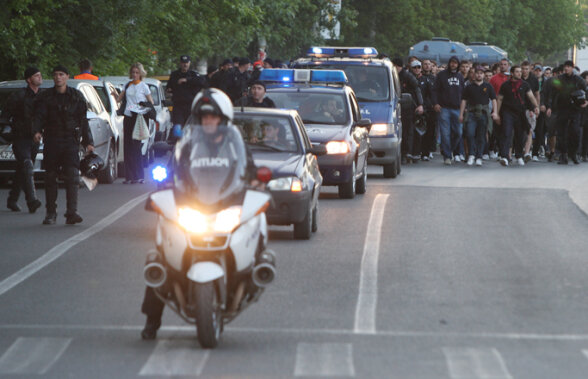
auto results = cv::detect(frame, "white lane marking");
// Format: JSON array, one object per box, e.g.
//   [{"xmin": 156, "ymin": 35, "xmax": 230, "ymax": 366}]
[
  {"xmin": 354, "ymin": 194, "xmax": 389, "ymax": 334},
  {"xmin": 0, "ymin": 194, "xmax": 148, "ymax": 297},
  {"xmin": 7, "ymin": 324, "xmax": 588, "ymax": 342},
  {"xmin": 139, "ymin": 339, "xmax": 210, "ymax": 376},
  {"xmin": 443, "ymin": 347, "xmax": 513, "ymax": 379},
  {"xmin": 0, "ymin": 337, "xmax": 71, "ymax": 375},
  {"xmin": 294, "ymin": 342, "xmax": 354, "ymax": 377}
]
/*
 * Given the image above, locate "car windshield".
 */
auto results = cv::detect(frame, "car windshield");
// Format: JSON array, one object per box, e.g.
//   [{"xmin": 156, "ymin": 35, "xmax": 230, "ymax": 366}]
[
  {"xmin": 268, "ymin": 92, "xmax": 349, "ymax": 125},
  {"xmin": 173, "ymin": 122, "xmax": 248, "ymax": 208},
  {"xmin": 308, "ymin": 65, "xmax": 390, "ymax": 102},
  {"xmin": 234, "ymin": 115, "xmax": 299, "ymax": 153},
  {"xmin": 93, "ymin": 86, "xmax": 111, "ymax": 113}
]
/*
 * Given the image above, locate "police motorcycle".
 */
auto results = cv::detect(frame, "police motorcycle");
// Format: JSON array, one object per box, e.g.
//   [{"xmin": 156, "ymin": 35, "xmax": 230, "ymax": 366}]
[{"xmin": 144, "ymin": 89, "xmax": 276, "ymax": 348}]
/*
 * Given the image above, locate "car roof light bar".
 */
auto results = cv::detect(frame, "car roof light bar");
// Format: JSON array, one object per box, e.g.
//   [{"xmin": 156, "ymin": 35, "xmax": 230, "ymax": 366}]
[{"xmin": 307, "ymin": 46, "xmax": 378, "ymax": 58}]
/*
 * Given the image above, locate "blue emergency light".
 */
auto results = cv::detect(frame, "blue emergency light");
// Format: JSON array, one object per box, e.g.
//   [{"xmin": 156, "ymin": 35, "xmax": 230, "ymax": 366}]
[
  {"xmin": 307, "ymin": 46, "xmax": 378, "ymax": 58},
  {"xmin": 259, "ymin": 69, "xmax": 347, "ymax": 85},
  {"xmin": 152, "ymin": 165, "xmax": 168, "ymax": 182}
]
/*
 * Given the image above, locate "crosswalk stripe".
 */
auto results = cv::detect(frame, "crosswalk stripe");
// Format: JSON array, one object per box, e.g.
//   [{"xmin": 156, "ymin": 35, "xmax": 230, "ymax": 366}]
[
  {"xmin": 294, "ymin": 342, "xmax": 355, "ymax": 377},
  {"xmin": 0, "ymin": 337, "xmax": 71, "ymax": 375},
  {"xmin": 443, "ymin": 347, "xmax": 513, "ymax": 379},
  {"xmin": 139, "ymin": 339, "xmax": 210, "ymax": 376}
]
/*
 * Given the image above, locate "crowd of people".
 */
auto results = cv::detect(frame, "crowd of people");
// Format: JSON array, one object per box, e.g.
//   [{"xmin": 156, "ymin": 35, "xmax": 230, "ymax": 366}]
[{"xmin": 396, "ymin": 55, "xmax": 588, "ymax": 167}]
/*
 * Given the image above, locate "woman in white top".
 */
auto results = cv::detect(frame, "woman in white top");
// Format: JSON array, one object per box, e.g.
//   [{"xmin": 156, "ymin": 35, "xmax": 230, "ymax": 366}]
[{"xmin": 112, "ymin": 62, "xmax": 154, "ymax": 183}]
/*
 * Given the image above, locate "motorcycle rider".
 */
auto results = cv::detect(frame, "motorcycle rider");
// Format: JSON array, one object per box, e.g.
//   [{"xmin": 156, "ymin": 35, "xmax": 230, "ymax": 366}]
[{"xmin": 140, "ymin": 88, "xmax": 259, "ymax": 339}]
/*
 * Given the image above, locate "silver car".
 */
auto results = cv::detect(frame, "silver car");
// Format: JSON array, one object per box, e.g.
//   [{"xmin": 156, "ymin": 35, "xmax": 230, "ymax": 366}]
[{"xmin": 0, "ymin": 79, "xmax": 117, "ymax": 183}]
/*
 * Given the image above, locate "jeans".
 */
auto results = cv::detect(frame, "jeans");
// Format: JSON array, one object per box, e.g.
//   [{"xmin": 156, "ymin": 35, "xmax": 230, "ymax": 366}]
[
  {"xmin": 465, "ymin": 112, "xmax": 488, "ymax": 159},
  {"xmin": 438, "ymin": 108, "xmax": 461, "ymax": 159}
]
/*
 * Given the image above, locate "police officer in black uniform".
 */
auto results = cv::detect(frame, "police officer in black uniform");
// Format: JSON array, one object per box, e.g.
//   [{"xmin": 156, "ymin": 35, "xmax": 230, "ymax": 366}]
[
  {"xmin": 221, "ymin": 57, "xmax": 252, "ymax": 103},
  {"xmin": 547, "ymin": 60, "xmax": 588, "ymax": 164},
  {"xmin": 167, "ymin": 55, "xmax": 207, "ymax": 134},
  {"xmin": 392, "ymin": 57, "xmax": 424, "ymax": 164},
  {"xmin": 4, "ymin": 67, "xmax": 43, "ymax": 213},
  {"xmin": 33, "ymin": 65, "xmax": 94, "ymax": 225}
]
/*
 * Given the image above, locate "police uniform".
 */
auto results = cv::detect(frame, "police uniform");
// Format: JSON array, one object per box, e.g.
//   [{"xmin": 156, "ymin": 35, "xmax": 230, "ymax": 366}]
[
  {"xmin": 398, "ymin": 67, "xmax": 423, "ymax": 162},
  {"xmin": 5, "ymin": 69, "xmax": 42, "ymax": 213},
  {"xmin": 34, "ymin": 68, "xmax": 93, "ymax": 224},
  {"xmin": 167, "ymin": 56, "xmax": 207, "ymax": 127}
]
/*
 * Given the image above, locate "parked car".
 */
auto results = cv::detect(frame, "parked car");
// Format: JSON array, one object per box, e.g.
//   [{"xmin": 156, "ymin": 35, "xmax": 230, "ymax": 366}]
[
  {"xmin": 0, "ymin": 79, "xmax": 118, "ymax": 183},
  {"xmin": 233, "ymin": 107, "xmax": 325, "ymax": 239},
  {"xmin": 409, "ymin": 37, "xmax": 477, "ymax": 64}
]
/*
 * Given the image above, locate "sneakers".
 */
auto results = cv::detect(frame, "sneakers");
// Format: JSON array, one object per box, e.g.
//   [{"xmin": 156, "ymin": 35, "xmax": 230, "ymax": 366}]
[
  {"xmin": 141, "ymin": 317, "xmax": 162, "ymax": 340},
  {"xmin": 467, "ymin": 155, "xmax": 475, "ymax": 166},
  {"xmin": 482, "ymin": 154, "xmax": 489, "ymax": 160},
  {"xmin": 524, "ymin": 154, "xmax": 532, "ymax": 163},
  {"xmin": 454, "ymin": 155, "xmax": 462, "ymax": 163},
  {"xmin": 65, "ymin": 212, "xmax": 83, "ymax": 225},
  {"xmin": 475, "ymin": 158, "xmax": 483, "ymax": 166},
  {"xmin": 532, "ymin": 155, "xmax": 539, "ymax": 162},
  {"xmin": 539, "ymin": 145, "xmax": 546, "ymax": 158},
  {"xmin": 444, "ymin": 158, "xmax": 452, "ymax": 165},
  {"xmin": 27, "ymin": 199, "xmax": 42, "ymax": 214},
  {"xmin": 421, "ymin": 155, "xmax": 430, "ymax": 161},
  {"xmin": 517, "ymin": 157, "xmax": 525, "ymax": 166},
  {"xmin": 42, "ymin": 213, "xmax": 57, "ymax": 225},
  {"xmin": 7, "ymin": 201, "xmax": 21, "ymax": 212},
  {"xmin": 489, "ymin": 151, "xmax": 498, "ymax": 159},
  {"xmin": 499, "ymin": 157, "xmax": 509, "ymax": 166},
  {"xmin": 429, "ymin": 152, "xmax": 434, "ymax": 160}
]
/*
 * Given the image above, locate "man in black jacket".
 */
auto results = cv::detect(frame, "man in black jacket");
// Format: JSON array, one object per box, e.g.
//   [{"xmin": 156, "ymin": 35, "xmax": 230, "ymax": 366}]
[
  {"xmin": 221, "ymin": 57, "xmax": 251, "ymax": 103},
  {"xmin": 167, "ymin": 55, "xmax": 207, "ymax": 131},
  {"xmin": 33, "ymin": 65, "xmax": 94, "ymax": 225},
  {"xmin": 547, "ymin": 60, "xmax": 588, "ymax": 164},
  {"xmin": 4, "ymin": 67, "xmax": 43, "ymax": 213},
  {"xmin": 234, "ymin": 81, "xmax": 276, "ymax": 108},
  {"xmin": 434, "ymin": 56, "xmax": 465, "ymax": 165},
  {"xmin": 393, "ymin": 57, "xmax": 424, "ymax": 164}
]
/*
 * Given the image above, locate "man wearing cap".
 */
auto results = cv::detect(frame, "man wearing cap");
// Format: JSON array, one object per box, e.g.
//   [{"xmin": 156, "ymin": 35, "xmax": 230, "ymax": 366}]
[
  {"xmin": 167, "ymin": 55, "xmax": 207, "ymax": 135},
  {"xmin": 221, "ymin": 57, "xmax": 251, "ymax": 102},
  {"xmin": 234, "ymin": 80, "xmax": 276, "ymax": 108},
  {"xmin": 547, "ymin": 60, "xmax": 588, "ymax": 164},
  {"xmin": 33, "ymin": 65, "xmax": 94, "ymax": 225},
  {"xmin": 4, "ymin": 67, "xmax": 43, "ymax": 213},
  {"xmin": 434, "ymin": 55, "xmax": 465, "ymax": 165},
  {"xmin": 411, "ymin": 60, "xmax": 435, "ymax": 160},
  {"xmin": 392, "ymin": 57, "xmax": 424, "ymax": 164}
]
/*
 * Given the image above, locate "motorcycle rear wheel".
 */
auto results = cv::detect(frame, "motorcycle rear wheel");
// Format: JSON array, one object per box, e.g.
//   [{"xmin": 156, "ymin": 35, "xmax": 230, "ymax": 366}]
[{"xmin": 195, "ymin": 282, "xmax": 222, "ymax": 348}]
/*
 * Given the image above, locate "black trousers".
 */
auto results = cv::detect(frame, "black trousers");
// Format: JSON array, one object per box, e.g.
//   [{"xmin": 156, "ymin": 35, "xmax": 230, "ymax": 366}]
[
  {"xmin": 141, "ymin": 286, "xmax": 165, "ymax": 320},
  {"xmin": 500, "ymin": 110, "xmax": 528, "ymax": 159},
  {"xmin": 421, "ymin": 111, "xmax": 437, "ymax": 157},
  {"xmin": 123, "ymin": 113, "xmax": 147, "ymax": 181},
  {"xmin": 8, "ymin": 139, "xmax": 39, "ymax": 204},
  {"xmin": 556, "ymin": 108, "xmax": 582, "ymax": 156},
  {"xmin": 401, "ymin": 105, "xmax": 414, "ymax": 157},
  {"xmin": 532, "ymin": 111, "xmax": 547, "ymax": 156},
  {"xmin": 43, "ymin": 138, "xmax": 80, "ymax": 215}
]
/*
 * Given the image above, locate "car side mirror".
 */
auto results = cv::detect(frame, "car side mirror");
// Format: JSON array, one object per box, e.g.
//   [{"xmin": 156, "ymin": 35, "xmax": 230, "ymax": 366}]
[
  {"xmin": 399, "ymin": 93, "xmax": 413, "ymax": 106},
  {"xmin": 308, "ymin": 144, "xmax": 327, "ymax": 156}
]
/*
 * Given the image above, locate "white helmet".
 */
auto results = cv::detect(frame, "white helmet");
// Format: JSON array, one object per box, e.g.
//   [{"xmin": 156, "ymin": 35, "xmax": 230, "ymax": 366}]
[{"xmin": 191, "ymin": 88, "xmax": 233, "ymax": 122}]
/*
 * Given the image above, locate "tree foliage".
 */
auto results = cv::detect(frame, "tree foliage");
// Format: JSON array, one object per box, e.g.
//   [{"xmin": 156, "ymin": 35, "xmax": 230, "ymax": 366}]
[{"xmin": 1, "ymin": 0, "xmax": 585, "ymax": 80}]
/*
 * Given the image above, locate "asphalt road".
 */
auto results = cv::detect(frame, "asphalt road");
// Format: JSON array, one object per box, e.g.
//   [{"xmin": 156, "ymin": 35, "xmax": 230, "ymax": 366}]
[{"xmin": 1, "ymin": 156, "xmax": 588, "ymax": 378}]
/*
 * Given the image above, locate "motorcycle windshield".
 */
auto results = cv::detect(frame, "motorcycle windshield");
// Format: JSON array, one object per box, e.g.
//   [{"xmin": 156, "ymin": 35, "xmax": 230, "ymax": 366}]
[{"xmin": 174, "ymin": 123, "xmax": 248, "ymax": 208}]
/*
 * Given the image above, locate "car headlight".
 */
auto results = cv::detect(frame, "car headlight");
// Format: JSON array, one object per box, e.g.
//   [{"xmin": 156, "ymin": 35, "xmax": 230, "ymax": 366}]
[
  {"xmin": 178, "ymin": 207, "xmax": 207, "ymax": 234},
  {"xmin": 267, "ymin": 177, "xmax": 303, "ymax": 192},
  {"xmin": 178, "ymin": 206, "xmax": 241, "ymax": 234},
  {"xmin": 326, "ymin": 140, "xmax": 350, "ymax": 154},
  {"xmin": 369, "ymin": 123, "xmax": 393, "ymax": 136}
]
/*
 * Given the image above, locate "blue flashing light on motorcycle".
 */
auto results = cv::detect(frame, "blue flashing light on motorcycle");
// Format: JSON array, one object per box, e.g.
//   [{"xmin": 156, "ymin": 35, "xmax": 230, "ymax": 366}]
[{"xmin": 152, "ymin": 165, "xmax": 168, "ymax": 182}]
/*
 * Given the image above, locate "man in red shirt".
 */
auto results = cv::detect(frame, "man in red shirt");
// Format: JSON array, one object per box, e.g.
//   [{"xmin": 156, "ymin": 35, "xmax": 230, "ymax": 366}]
[{"xmin": 488, "ymin": 58, "xmax": 510, "ymax": 158}]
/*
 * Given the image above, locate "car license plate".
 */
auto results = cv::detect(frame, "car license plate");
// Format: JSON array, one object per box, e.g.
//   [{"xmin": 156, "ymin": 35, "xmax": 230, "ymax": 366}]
[{"xmin": 0, "ymin": 150, "xmax": 14, "ymax": 160}]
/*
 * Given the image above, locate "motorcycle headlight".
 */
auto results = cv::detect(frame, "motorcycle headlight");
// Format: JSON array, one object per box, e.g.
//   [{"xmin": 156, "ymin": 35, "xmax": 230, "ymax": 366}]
[
  {"xmin": 369, "ymin": 123, "xmax": 393, "ymax": 136},
  {"xmin": 214, "ymin": 207, "xmax": 242, "ymax": 233},
  {"xmin": 178, "ymin": 207, "xmax": 207, "ymax": 234},
  {"xmin": 326, "ymin": 140, "xmax": 350, "ymax": 154},
  {"xmin": 267, "ymin": 177, "xmax": 303, "ymax": 192}
]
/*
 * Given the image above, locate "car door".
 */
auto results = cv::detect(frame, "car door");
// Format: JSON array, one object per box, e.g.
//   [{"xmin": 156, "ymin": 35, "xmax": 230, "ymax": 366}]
[
  {"xmin": 105, "ymin": 82, "xmax": 124, "ymax": 163},
  {"xmin": 348, "ymin": 91, "xmax": 369, "ymax": 173},
  {"xmin": 79, "ymin": 84, "xmax": 108, "ymax": 160},
  {"xmin": 296, "ymin": 114, "xmax": 322, "ymax": 198},
  {"xmin": 156, "ymin": 83, "xmax": 171, "ymax": 139}
]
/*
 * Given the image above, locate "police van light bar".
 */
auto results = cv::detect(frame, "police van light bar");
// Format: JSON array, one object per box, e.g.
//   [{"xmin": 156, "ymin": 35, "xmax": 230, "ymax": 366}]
[
  {"xmin": 307, "ymin": 46, "xmax": 379, "ymax": 58},
  {"xmin": 259, "ymin": 69, "xmax": 347, "ymax": 85}
]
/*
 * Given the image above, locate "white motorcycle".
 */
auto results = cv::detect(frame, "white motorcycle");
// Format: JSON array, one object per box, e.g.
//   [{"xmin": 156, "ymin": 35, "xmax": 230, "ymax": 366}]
[{"xmin": 144, "ymin": 125, "xmax": 275, "ymax": 348}]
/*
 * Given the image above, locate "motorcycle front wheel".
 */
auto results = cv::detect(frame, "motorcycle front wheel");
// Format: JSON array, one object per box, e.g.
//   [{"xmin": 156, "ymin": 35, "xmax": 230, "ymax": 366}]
[{"xmin": 195, "ymin": 282, "xmax": 222, "ymax": 348}]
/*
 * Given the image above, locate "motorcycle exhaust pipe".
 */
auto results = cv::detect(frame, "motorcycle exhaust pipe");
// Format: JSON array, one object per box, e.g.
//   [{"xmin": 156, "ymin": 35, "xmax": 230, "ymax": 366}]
[
  {"xmin": 252, "ymin": 249, "xmax": 276, "ymax": 288},
  {"xmin": 144, "ymin": 251, "xmax": 167, "ymax": 288}
]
